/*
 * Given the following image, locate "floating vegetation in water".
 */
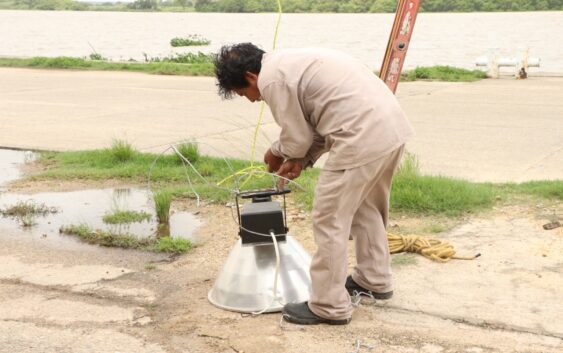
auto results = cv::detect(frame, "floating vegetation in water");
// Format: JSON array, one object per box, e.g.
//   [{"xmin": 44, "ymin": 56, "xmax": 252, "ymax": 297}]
[
  {"xmin": 60, "ymin": 223, "xmax": 192, "ymax": 253},
  {"xmin": 102, "ymin": 210, "xmax": 152, "ymax": 224},
  {"xmin": 1, "ymin": 200, "xmax": 58, "ymax": 227},
  {"xmin": 170, "ymin": 35, "xmax": 211, "ymax": 47}
]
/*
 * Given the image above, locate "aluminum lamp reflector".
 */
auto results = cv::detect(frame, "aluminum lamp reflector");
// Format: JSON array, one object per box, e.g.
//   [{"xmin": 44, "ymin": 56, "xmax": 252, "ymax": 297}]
[{"xmin": 208, "ymin": 236, "xmax": 312, "ymax": 313}]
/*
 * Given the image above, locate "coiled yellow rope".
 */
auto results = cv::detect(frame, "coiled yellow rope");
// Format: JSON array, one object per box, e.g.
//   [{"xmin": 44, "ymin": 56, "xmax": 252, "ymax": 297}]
[{"xmin": 388, "ymin": 232, "xmax": 480, "ymax": 263}]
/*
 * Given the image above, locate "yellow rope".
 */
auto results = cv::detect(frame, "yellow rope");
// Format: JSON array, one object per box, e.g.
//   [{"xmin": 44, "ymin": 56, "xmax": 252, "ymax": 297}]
[
  {"xmin": 220, "ymin": 0, "xmax": 284, "ymax": 192},
  {"xmin": 387, "ymin": 232, "xmax": 480, "ymax": 263}
]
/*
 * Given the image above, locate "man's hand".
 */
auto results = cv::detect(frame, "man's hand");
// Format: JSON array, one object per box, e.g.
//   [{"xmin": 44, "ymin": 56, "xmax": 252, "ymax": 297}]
[
  {"xmin": 276, "ymin": 160, "xmax": 304, "ymax": 189},
  {"xmin": 264, "ymin": 148, "xmax": 284, "ymax": 173}
]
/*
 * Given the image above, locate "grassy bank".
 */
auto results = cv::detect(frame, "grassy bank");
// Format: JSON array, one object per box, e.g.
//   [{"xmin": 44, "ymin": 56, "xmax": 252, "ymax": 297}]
[
  {"xmin": 0, "ymin": 56, "xmax": 487, "ymax": 82},
  {"xmin": 0, "ymin": 56, "xmax": 214, "ymax": 76},
  {"xmin": 29, "ymin": 143, "xmax": 562, "ymax": 218}
]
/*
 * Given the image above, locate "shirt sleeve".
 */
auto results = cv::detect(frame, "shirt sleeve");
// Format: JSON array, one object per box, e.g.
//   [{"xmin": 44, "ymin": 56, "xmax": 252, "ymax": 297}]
[
  {"xmin": 261, "ymin": 82, "xmax": 314, "ymax": 160},
  {"xmin": 305, "ymin": 131, "xmax": 328, "ymax": 166}
]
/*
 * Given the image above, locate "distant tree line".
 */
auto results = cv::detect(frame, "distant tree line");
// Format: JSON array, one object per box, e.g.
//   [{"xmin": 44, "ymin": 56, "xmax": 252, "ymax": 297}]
[
  {"xmin": 11, "ymin": 0, "xmax": 88, "ymax": 10},
  {"xmin": 4, "ymin": 0, "xmax": 561, "ymax": 12},
  {"xmin": 194, "ymin": 0, "xmax": 563, "ymax": 12}
]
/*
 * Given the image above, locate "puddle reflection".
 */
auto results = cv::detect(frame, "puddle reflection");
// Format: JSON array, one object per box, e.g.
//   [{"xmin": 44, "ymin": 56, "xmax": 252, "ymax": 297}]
[{"xmin": 0, "ymin": 150, "xmax": 201, "ymax": 249}]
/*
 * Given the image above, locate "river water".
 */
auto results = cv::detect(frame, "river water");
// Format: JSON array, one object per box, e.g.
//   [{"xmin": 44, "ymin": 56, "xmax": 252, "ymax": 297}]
[{"xmin": 0, "ymin": 10, "xmax": 562, "ymax": 72}]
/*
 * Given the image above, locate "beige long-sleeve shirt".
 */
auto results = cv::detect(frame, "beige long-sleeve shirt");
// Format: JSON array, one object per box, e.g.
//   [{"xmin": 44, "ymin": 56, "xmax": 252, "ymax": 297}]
[{"xmin": 257, "ymin": 48, "xmax": 415, "ymax": 171}]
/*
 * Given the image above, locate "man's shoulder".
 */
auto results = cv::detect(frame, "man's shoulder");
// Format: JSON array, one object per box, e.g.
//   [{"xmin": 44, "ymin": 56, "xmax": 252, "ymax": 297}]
[{"xmin": 259, "ymin": 48, "xmax": 346, "ymax": 89}]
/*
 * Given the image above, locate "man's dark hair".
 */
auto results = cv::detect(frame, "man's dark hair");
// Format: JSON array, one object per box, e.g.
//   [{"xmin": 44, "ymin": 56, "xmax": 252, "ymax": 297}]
[{"xmin": 214, "ymin": 43, "xmax": 265, "ymax": 99}]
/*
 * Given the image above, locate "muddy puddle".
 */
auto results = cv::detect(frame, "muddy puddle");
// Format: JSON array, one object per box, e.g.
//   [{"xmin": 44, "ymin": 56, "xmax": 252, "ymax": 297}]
[
  {"xmin": 0, "ymin": 149, "xmax": 31, "ymax": 187},
  {"xmin": 0, "ymin": 149, "xmax": 202, "ymax": 250}
]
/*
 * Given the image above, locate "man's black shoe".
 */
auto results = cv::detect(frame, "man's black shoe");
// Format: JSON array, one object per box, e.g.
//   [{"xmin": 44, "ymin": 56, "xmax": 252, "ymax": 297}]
[
  {"xmin": 282, "ymin": 302, "xmax": 351, "ymax": 325},
  {"xmin": 345, "ymin": 275, "xmax": 393, "ymax": 300}
]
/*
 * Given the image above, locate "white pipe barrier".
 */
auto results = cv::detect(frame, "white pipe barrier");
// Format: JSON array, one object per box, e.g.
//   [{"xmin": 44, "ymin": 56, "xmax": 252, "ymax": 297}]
[{"xmin": 475, "ymin": 51, "xmax": 540, "ymax": 79}]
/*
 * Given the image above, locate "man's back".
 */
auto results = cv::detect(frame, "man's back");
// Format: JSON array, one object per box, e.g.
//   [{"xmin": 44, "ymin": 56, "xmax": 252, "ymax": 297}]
[{"xmin": 258, "ymin": 48, "xmax": 415, "ymax": 170}]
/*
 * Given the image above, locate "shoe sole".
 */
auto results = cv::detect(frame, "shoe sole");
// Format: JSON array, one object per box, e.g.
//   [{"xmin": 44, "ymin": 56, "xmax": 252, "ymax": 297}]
[{"xmin": 282, "ymin": 313, "xmax": 351, "ymax": 325}]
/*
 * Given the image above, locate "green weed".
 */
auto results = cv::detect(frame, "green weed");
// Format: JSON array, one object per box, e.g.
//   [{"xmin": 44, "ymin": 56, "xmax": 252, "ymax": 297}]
[
  {"xmin": 176, "ymin": 142, "xmax": 200, "ymax": 164},
  {"xmin": 153, "ymin": 189, "xmax": 172, "ymax": 224}
]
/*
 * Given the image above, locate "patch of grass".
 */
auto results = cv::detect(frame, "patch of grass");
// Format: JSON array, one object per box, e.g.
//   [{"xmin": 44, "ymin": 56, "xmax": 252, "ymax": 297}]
[
  {"xmin": 175, "ymin": 142, "xmax": 200, "ymax": 164},
  {"xmin": 109, "ymin": 139, "xmax": 137, "ymax": 162},
  {"xmin": 500, "ymin": 180, "xmax": 563, "ymax": 200},
  {"xmin": 154, "ymin": 236, "xmax": 192, "ymax": 253},
  {"xmin": 31, "ymin": 148, "xmax": 562, "ymax": 217},
  {"xmin": 33, "ymin": 148, "xmax": 271, "ymax": 202},
  {"xmin": 0, "ymin": 56, "xmax": 214, "ymax": 76},
  {"xmin": 170, "ymin": 35, "xmax": 211, "ymax": 47},
  {"xmin": 153, "ymin": 189, "xmax": 172, "ymax": 224},
  {"xmin": 60, "ymin": 223, "xmax": 147, "ymax": 248},
  {"xmin": 391, "ymin": 154, "xmax": 495, "ymax": 216},
  {"xmin": 402, "ymin": 66, "xmax": 487, "ymax": 82},
  {"xmin": 60, "ymin": 223, "xmax": 192, "ymax": 253},
  {"xmin": 391, "ymin": 253, "xmax": 418, "ymax": 267},
  {"xmin": 103, "ymin": 210, "xmax": 152, "ymax": 224},
  {"xmin": 145, "ymin": 263, "xmax": 157, "ymax": 270}
]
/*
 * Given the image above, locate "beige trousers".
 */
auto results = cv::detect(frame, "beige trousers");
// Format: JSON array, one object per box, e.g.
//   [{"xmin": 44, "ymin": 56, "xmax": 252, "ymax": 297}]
[{"xmin": 308, "ymin": 145, "xmax": 405, "ymax": 320}]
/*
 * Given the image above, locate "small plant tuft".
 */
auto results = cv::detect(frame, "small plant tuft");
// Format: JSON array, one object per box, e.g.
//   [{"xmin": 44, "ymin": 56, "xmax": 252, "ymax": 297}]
[
  {"xmin": 110, "ymin": 139, "xmax": 137, "ymax": 162},
  {"xmin": 153, "ymin": 189, "xmax": 172, "ymax": 224}
]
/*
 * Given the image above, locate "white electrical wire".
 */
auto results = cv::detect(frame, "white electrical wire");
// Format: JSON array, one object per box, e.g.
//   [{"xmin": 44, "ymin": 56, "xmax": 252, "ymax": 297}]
[{"xmin": 251, "ymin": 230, "xmax": 282, "ymax": 316}]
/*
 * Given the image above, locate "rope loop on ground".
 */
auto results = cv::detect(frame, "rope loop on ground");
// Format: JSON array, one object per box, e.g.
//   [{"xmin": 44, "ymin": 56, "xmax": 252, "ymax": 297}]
[{"xmin": 387, "ymin": 232, "xmax": 480, "ymax": 263}]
